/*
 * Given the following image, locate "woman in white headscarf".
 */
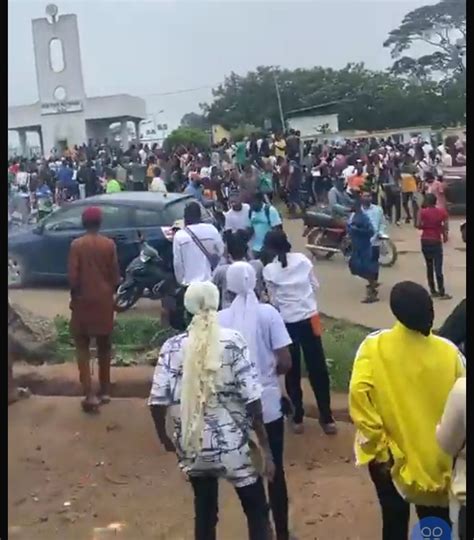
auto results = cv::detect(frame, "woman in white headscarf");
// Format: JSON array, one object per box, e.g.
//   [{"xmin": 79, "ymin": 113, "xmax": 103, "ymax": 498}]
[
  {"xmin": 219, "ymin": 262, "xmax": 294, "ymax": 540},
  {"xmin": 149, "ymin": 281, "xmax": 274, "ymax": 540}
]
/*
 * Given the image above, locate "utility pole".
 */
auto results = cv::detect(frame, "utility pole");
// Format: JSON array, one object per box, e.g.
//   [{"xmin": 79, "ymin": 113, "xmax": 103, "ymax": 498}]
[{"xmin": 273, "ymin": 73, "xmax": 285, "ymax": 131}]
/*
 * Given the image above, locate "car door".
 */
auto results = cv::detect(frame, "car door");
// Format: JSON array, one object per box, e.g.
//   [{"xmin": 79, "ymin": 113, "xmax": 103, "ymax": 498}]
[
  {"xmin": 37, "ymin": 204, "xmax": 87, "ymax": 278},
  {"xmin": 99, "ymin": 204, "xmax": 139, "ymax": 274}
]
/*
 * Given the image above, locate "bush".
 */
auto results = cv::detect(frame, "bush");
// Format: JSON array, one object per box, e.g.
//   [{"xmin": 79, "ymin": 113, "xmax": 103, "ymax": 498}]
[{"xmin": 163, "ymin": 127, "xmax": 210, "ymax": 153}]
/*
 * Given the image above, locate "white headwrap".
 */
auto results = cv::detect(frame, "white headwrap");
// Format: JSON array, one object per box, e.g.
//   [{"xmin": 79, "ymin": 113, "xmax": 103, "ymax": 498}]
[
  {"xmin": 181, "ymin": 281, "xmax": 221, "ymax": 454},
  {"xmin": 225, "ymin": 262, "xmax": 260, "ymax": 368}
]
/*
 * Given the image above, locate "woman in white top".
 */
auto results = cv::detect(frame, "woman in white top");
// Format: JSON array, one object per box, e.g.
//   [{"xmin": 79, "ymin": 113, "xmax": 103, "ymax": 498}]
[
  {"xmin": 218, "ymin": 262, "xmax": 294, "ymax": 540},
  {"xmin": 263, "ymin": 230, "xmax": 336, "ymax": 435},
  {"xmin": 149, "ymin": 166, "xmax": 168, "ymax": 194}
]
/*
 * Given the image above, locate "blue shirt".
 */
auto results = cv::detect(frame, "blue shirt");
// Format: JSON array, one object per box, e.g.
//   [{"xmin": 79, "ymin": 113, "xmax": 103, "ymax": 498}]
[
  {"xmin": 184, "ymin": 182, "xmax": 204, "ymax": 202},
  {"xmin": 250, "ymin": 204, "xmax": 282, "ymax": 252},
  {"xmin": 362, "ymin": 204, "xmax": 386, "ymax": 246},
  {"xmin": 57, "ymin": 166, "xmax": 74, "ymax": 186}
]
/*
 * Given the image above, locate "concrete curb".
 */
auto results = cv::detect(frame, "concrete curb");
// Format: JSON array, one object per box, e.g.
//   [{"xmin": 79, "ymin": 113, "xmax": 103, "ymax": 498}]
[{"xmin": 13, "ymin": 363, "xmax": 351, "ymax": 422}]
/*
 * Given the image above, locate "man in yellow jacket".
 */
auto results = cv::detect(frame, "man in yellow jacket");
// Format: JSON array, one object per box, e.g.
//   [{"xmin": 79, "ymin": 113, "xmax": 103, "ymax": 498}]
[{"xmin": 349, "ymin": 281, "xmax": 465, "ymax": 540}]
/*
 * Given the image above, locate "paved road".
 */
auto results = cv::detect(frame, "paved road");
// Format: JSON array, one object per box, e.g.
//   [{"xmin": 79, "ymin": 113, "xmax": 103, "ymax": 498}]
[{"xmin": 10, "ymin": 218, "xmax": 465, "ymax": 329}]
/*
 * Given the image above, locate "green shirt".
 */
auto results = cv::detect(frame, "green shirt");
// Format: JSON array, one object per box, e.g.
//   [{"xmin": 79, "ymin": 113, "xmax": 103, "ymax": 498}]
[
  {"xmin": 106, "ymin": 179, "xmax": 122, "ymax": 193},
  {"xmin": 235, "ymin": 142, "xmax": 247, "ymax": 166},
  {"xmin": 259, "ymin": 172, "xmax": 273, "ymax": 194}
]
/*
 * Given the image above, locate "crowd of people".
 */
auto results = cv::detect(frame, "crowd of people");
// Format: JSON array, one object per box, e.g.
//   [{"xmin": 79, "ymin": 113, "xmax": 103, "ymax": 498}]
[{"xmin": 8, "ymin": 129, "xmax": 466, "ymax": 539}]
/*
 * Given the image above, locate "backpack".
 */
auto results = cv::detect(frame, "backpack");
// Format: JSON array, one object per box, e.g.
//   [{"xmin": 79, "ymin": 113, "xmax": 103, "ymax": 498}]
[{"xmin": 249, "ymin": 204, "xmax": 271, "ymax": 226}]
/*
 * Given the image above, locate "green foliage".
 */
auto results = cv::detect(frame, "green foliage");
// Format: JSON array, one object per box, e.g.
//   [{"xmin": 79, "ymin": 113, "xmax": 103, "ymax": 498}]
[
  {"xmin": 229, "ymin": 123, "xmax": 260, "ymax": 142},
  {"xmin": 199, "ymin": 63, "xmax": 465, "ymax": 132},
  {"xmin": 384, "ymin": 0, "xmax": 466, "ymax": 80},
  {"xmin": 320, "ymin": 316, "xmax": 369, "ymax": 392},
  {"xmin": 163, "ymin": 127, "xmax": 210, "ymax": 153},
  {"xmin": 180, "ymin": 112, "xmax": 210, "ymax": 130}
]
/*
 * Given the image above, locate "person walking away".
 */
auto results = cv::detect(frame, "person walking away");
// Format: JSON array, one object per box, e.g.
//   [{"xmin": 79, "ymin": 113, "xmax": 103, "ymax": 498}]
[
  {"xmin": 400, "ymin": 163, "xmax": 419, "ymax": 224},
  {"xmin": 173, "ymin": 201, "xmax": 224, "ymax": 286},
  {"xmin": 149, "ymin": 281, "xmax": 274, "ymax": 540},
  {"xmin": 77, "ymin": 160, "xmax": 99, "ymax": 198},
  {"xmin": 149, "ymin": 166, "xmax": 168, "ymax": 194},
  {"xmin": 68, "ymin": 207, "xmax": 121, "ymax": 413},
  {"xmin": 213, "ymin": 232, "xmax": 264, "ymax": 309},
  {"xmin": 360, "ymin": 189, "xmax": 385, "ymax": 290},
  {"xmin": 427, "ymin": 173, "xmax": 447, "ymax": 211},
  {"xmin": 105, "ymin": 168, "xmax": 122, "ymax": 194},
  {"xmin": 347, "ymin": 197, "xmax": 379, "ymax": 303},
  {"xmin": 437, "ymin": 377, "xmax": 466, "ymax": 540},
  {"xmin": 249, "ymin": 193, "xmax": 282, "ymax": 259},
  {"xmin": 417, "ymin": 193, "xmax": 451, "ymax": 299},
  {"xmin": 219, "ymin": 262, "xmax": 295, "ymax": 540},
  {"xmin": 349, "ymin": 281, "xmax": 465, "ymax": 540},
  {"xmin": 263, "ymin": 230, "xmax": 336, "ymax": 435}
]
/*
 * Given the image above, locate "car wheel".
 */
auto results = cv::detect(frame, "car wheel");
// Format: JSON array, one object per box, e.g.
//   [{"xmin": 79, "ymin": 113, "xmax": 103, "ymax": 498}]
[{"xmin": 8, "ymin": 253, "xmax": 28, "ymax": 288}]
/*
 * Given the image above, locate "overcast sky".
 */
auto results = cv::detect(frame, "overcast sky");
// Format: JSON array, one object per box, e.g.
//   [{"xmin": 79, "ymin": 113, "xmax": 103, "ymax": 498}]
[{"xmin": 9, "ymin": 0, "xmax": 433, "ymax": 134}]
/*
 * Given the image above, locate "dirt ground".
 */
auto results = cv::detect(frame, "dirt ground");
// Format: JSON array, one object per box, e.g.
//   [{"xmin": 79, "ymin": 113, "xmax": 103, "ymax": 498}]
[
  {"xmin": 10, "ymin": 218, "xmax": 466, "ymax": 329},
  {"xmin": 9, "ymin": 397, "xmax": 380, "ymax": 540}
]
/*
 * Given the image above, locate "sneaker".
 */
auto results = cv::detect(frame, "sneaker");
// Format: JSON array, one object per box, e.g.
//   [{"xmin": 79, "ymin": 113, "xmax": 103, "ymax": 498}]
[
  {"xmin": 396, "ymin": 221, "xmax": 401, "ymax": 227},
  {"xmin": 320, "ymin": 420, "xmax": 338, "ymax": 435},
  {"xmin": 439, "ymin": 294, "xmax": 453, "ymax": 300},
  {"xmin": 405, "ymin": 218, "xmax": 411, "ymax": 224},
  {"xmin": 430, "ymin": 291, "xmax": 440, "ymax": 298},
  {"xmin": 290, "ymin": 421, "xmax": 304, "ymax": 434},
  {"xmin": 361, "ymin": 296, "xmax": 380, "ymax": 304}
]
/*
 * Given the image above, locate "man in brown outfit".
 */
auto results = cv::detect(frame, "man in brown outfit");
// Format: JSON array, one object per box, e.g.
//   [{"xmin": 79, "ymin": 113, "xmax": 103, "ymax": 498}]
[{"xmin": 68, "ymin": 206, "xmax": 120, "ymax": 413}]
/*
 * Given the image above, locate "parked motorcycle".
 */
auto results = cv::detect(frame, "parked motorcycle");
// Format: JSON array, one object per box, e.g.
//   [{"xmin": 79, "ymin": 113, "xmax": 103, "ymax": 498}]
[
  {"xmin": 303, "ymin": 211, "xmax": 398, "ymax": 267},
  {"xmin": 114, "ymin": 234, "xmax": 178, "ymax": 312}
]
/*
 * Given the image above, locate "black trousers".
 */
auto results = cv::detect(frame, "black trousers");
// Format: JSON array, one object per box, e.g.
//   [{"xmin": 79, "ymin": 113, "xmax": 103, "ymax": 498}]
[
  {"xmin": 265, "ymin": 417, "xmax": 289, "ymax": 540},
  {"xmin": 383, "ymin": 186, "xmax": 401, "ymax": 223},
  {"xmin": 190, "ymin": 476, "xmax": 270, "ymax": 540},
  {"xmin": 371, "ymin": 246, "xmax": 380, "ymax": 282},
  {"xmin": 369, "ymin": 462, "xmax": 450, "ymax": 540},
  {"xmin": 285, "ymin": 318, "xmax": 333, "ymax": 424},
  {"xmin": 421, "ymin": 240, "xmax": 445, "ymax": 295},
  {"xmin": 401, "ymin": 192, "xmax": 418, "ymax": 223}
]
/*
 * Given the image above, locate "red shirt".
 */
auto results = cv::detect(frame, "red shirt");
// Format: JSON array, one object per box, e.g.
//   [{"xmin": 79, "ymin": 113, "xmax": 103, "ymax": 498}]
[{"xmin": 419, "ymin": 207, "xmax": 448, "ymax": 242}]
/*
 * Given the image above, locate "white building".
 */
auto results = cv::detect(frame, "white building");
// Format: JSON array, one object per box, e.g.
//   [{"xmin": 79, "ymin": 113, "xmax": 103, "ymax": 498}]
[{"xmin": 8, "ymin": 5, "xmax": 146, "ymax": 157}]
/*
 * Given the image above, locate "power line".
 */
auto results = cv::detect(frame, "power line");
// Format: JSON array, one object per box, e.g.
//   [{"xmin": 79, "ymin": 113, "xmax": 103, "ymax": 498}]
[{"xmin": 140, "ymin": 83, "xmax": 219, "ymax": 98}]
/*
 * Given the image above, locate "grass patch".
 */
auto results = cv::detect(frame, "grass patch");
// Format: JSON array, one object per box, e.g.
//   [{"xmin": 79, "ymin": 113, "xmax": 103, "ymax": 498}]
[
  {"xmin": 51, "ymin": 313, "xmax": 370, "ymax": 392},
  {"xmin": 320, "ymin": 315, "xmax": 372, "ymax": 392},
  {"xmin": 53, "ymin": 316, "xmax": 177, "ymax": 364}
]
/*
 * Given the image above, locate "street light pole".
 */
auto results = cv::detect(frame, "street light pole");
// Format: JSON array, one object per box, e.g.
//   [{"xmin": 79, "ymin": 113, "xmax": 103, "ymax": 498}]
[{"xmin": 273, "ymin": 73, "xmax": 285, "ymax": 131}]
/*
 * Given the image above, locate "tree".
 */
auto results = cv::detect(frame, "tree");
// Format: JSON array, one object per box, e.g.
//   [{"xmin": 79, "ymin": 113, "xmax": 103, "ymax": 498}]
[
  {"xmin": 180, "ymin": 112, "xmax": 209, "ymax": 130},
  {"xmin": 163, "ymin": 127, "xmax": 210, "ymax": 153},
  {"xmin": 384, "ymin": 0, "xmax": 466, "ymax": 81},
  {"xmin": 197, "ymin": 63, "xmax": 465, "ymax": 133}
]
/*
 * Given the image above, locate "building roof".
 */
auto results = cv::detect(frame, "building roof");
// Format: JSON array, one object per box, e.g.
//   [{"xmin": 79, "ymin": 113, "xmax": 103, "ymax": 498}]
[{"xmin": 8, "ymin": 94, "xmax": 146, "ymax": 130}]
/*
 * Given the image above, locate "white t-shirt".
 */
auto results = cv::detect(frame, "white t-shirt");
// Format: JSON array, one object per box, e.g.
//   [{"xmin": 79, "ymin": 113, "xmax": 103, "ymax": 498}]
[
  {"xmin": 149, "ymin": 176, "xmax": 167, "ymax": 193},
  {"xmin": 263, "ymin": 252, "xmax": 319, "ymax": 323},
  {"xmin": 218, "ymin": 303, "xmax": 291, "ymax": 423},
  {"xmin": 139, "ymin": 148, "xmax": 147, "ymax": 164},
  {"xmin": 173, "ymin": 223, "xmax": 224, "ymax": 285},
  {"xmin": 224, "ymin": 204, "xmax": 251, "ymax": 233}
]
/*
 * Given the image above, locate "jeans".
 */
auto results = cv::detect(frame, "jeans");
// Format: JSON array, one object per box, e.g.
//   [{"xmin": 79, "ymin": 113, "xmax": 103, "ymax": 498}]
[
  {"xmin": 369, "ymin": 462, "xmax": 450, "ymax": 540},
  {"xmin": 421, "ymin": 240, "xmax": 445, "ymax": 295},
  {"xmin": 265, "ymin": 417, "xmax": 289, "ymax": 540},
  {"xmin": 190, "ymin": 476, "xmax": 270, "ymax": 540},
  {"xmin": 285, "ymin": 318, "xmax": 333, "ymax": 424}
]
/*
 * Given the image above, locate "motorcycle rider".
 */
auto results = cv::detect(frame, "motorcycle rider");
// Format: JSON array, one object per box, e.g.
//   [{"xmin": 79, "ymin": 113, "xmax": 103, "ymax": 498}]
[{"xmin": 327, "ymin": 177, "xmax": 353, "ymax": 218}]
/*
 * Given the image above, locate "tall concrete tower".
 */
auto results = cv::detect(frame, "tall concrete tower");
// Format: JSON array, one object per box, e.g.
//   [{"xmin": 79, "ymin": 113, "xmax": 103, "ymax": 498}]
[{"xmin": 32, "ymin": 4, "xmax": 87, "ymax": 152}]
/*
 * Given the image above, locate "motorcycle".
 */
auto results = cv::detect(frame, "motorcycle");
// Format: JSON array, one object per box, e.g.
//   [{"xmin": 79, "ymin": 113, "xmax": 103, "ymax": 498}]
[
  {"xmin": 302, "ymin": 211, "xmax": 398, "ymax": 267},
  {"xmin": 114, "ymin": 234, "xmax": 178, "ymax": 312}
]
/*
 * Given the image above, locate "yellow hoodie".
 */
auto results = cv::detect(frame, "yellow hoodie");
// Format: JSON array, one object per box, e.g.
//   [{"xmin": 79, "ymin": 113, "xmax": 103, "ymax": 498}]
[{"xmin": 349, "ymin": 323, "xmax": 465, "ymax": 507}]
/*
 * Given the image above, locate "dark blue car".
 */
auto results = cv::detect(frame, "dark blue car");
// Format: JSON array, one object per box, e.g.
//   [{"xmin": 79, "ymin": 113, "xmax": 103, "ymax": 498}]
[{"xmin": 8, "ymin": 192, "xmax": 211, "ymax": 288}]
